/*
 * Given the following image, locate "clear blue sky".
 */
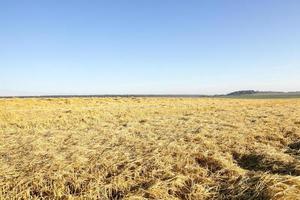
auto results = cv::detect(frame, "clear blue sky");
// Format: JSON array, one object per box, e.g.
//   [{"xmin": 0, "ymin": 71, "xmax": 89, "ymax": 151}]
[{"xmin": 0, "ymin": 0, "xmax": 299, "ymax": 95}]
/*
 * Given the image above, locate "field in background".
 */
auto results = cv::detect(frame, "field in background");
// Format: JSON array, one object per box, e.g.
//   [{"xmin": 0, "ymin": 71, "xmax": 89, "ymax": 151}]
[{"xmin": 1, "ymin": 98, "xmax": 300, "ymax": 199}]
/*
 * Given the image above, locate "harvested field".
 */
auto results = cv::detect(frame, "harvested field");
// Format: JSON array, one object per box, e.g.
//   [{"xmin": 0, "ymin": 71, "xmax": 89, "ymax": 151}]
[{"xmin": 0, "ymin": 98, "xmax": 300, "ymax": 199}]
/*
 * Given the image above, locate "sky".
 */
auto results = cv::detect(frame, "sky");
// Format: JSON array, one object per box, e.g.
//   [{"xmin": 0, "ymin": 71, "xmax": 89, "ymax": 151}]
[{"xmin": 0, "ymin": 0, "xmax": 299, "ymax": 95}]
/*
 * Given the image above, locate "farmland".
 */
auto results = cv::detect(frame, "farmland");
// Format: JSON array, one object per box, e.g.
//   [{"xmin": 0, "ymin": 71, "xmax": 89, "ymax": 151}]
[{"xmin": 1, "ymin": 98, "xmax": 300, "ymax": 199}]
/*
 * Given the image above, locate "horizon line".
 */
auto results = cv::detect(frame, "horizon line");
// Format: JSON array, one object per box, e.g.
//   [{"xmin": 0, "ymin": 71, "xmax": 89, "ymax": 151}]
[{"xmin": 1, "ymin": 91, "xmax": 300, "ymax": 99}]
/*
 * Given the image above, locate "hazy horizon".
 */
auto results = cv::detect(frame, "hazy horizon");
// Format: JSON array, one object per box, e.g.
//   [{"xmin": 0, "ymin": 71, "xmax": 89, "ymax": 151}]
[
  {"xmin": 1, "ymin": 89, "xmax": 300, "ymax": 97},
  {"xmin": 1, "ymin": 1, "xmax": 299, "ymax": 96}
]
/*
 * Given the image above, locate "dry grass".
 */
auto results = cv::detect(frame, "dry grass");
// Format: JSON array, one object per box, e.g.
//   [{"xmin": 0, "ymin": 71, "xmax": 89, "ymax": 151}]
[{"xmin": 0, "ymin": 98, "xmax": 300, "ymax": 199}]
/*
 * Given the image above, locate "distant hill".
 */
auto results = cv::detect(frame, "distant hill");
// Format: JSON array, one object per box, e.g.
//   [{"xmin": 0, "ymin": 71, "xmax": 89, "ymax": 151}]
[
  {"xmin": 227, "ymin": 90, "xmax": 258, "ymax": 96},
  {"xmin": 226, "ymin": 90, "xmax": 300, "ymax": 98}
]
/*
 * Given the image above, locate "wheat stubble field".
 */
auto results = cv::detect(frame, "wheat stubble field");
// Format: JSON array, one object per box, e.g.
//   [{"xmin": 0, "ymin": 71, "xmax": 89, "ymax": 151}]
[{"xmin": 0, "ymin": 98, "xmax": 300, "ymax": 200}]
